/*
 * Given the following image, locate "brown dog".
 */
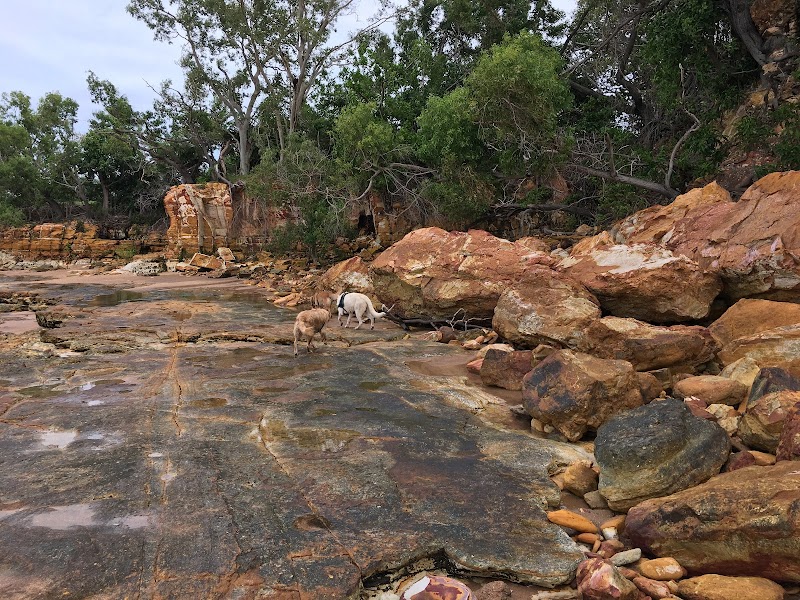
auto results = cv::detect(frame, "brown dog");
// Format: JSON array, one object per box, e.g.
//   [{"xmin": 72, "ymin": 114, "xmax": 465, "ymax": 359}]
[
  {"xmin": 293, "ymin": 308, "xmax": 331, "ymax": 356},
  {"xmin": 310, "ymin": 290, "xmax": 338, "ymax": 310}
]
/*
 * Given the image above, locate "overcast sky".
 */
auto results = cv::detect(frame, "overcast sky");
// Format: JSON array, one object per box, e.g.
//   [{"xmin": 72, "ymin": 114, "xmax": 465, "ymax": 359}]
[{"xmin": 1, "ymin": 0, "xmax": 577, "ymax": 131}]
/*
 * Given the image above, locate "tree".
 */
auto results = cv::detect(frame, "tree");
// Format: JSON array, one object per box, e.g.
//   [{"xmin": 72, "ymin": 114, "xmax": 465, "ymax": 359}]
[
  {"xmin": 128, "ymin": 0, "xmax": 392, "ymax": 171},
  {"xmin": 0, "ymin": 91, "xmax": 83, "ymax": 220}
]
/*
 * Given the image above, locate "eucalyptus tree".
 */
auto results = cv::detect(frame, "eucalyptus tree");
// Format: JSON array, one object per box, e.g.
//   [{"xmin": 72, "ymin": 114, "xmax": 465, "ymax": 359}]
[{"xmin": 128, "ymin": 0, "xmax": 392, "ymax": 171}]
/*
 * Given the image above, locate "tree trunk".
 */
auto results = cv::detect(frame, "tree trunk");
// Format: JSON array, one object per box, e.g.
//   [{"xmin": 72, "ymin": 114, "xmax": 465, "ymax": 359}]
[
  {"xmin": 237, "ymin": 121, "xmax": 251, "ymax": 175},
  {"xmin": 100, "ymin": 176, "xmax": 110, "ymax": 215},
  {"xmin": 725, "ymin": 0, "xmax": 766, "ymax": 65}
]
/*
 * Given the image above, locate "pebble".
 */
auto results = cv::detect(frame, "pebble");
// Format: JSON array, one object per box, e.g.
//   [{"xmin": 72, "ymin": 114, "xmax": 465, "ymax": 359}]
[{"xmin": 609, "ymin": 548, "xmax": 642, "ymax": 566}]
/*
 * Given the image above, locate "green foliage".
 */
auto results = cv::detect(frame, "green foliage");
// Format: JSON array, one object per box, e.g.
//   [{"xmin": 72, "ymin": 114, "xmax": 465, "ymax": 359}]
[
  {"xmin": 421, "ymin": 164, "xmax": 494, "ymax": 224},
  {"xmin": 0, "ymin": 199, "xmax": 25, "ymax": 227},
  {"xmin": 333, "ymin": 102, "xmax": 399, "ymax": 167},
  {"xmin": 774, "ymin": 103, "xmax": 800, "ymax": 170},
  {"xmin": 594, "ymin": 182, "xmax": 650, "ymax": 225},
  {"xmin": 735, "ymin": 115, "xmax": 772, "ymax": 150},
  {"xmin": 416, "ymin": 88, "xmax": 482, "ymax": 166},
  {"xmin": 465, "ymin": 31, "xmax": 570, "ymax": 175}
]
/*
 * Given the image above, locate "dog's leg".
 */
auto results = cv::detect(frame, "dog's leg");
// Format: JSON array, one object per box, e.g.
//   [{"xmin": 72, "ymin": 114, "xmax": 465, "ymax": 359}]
[
  {"xmin": 338, "ymin": 308, "xmax": 345, "ymax": 327},
  {"xmin": 294, "ymin": 331, "xmax": 299, "ymax": 357},
  {"xmin": 345, "ymin": 311, "xmax": 353, "ymax": 328},
  {"xmin": 320, "ymin": 329, "xmax": 327, "ymax": 345},
  {"xmin": 307, "ymin": 332, "xmax": 315, "ymax": 353}
]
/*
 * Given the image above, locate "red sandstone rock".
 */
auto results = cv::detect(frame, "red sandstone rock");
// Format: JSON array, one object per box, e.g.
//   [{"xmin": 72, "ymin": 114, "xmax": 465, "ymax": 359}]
[
  {"xmin": 491, "ymin": 270, "xmax": 601, "ymax": 349},
  {"xmin": 559, "ymin": 232, "xmax": 721, "ymax": 323},
  {"xmin": 317, "ymin": 256, "xmax": 375, "ymax": 296},
  {"xmin": 0, "ymin": 221, "xmax": 145, "ymax": 261},
  {"xmin": 618, "ymin": 173, "xmax": 800, "ymax": 301},
  {"xmin": 576, "ymin": 558, "xmax": 639, "ymax": 600},
  {"xmin": 716, "ymin": 324, "xmax": 800, "ymax": 377},
  {"xmin": 776, "ymin": 400, "xmax": 800, "ymax": 461},
  {"xmin": 580, "ymin": 316, "xmax": 718, "ymax": 372},
  {"xmin": 709, "ymin": 299, "xmax": 800, "ymax": 349},
  {"xmin": 673, "ymin": 375, "xmax": 748, "ymax": 406},
  {"xmin": 738, "ymin": 390, "xmax": 800, "ymax": 452},
  {"xmin": 523, "ymin": 350, "xmax": 643, "ymax": 442},
  {"xmin": 370, "ymin": 228, "xmax": 554, "ymax": 319},
  {"xmin": 676, "ymin": 574, "xmax": 785, "ymax": 600},
  {"xmin": 399, "ymin": 574, "xmax": 475, "ymax": 599},
  {"xmin": 562, "ymin": 460, "xmax": 599, "ymax": 497},
  {"xmin": 164, "ymin": 183, "xmax": 233, "ymax": 258},
  {"xmin": 479, "ymin": 349, "xmax": 533, "ymax": 391},
  {"xmin": 626, "ymin": 461, "xmax": 800, "ymax": 582}
]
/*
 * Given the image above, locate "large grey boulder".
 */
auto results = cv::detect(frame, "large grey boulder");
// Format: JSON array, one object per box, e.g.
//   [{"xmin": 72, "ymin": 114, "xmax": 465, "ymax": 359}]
[{"xmin": 596, "ymin": 398, "xmax": 731, "ymax": 512}]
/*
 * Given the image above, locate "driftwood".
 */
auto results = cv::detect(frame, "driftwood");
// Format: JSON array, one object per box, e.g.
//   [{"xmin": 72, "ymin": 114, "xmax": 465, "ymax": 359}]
[{"xmin": 383, "ymin": 308, "xmax": 492, "ymax": 332}]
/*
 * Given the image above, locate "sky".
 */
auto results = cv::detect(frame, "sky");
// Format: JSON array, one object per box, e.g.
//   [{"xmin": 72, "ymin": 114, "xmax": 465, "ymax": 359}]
[{"xmin": 1, "ymin": 0, "xmax": 577, "ymax": 131}]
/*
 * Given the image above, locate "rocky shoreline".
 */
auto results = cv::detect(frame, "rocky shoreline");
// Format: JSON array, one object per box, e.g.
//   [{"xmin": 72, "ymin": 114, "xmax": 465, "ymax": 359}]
[{"xmin": 1, "ymin": 171, "xmax": 799, "ymax": 599}]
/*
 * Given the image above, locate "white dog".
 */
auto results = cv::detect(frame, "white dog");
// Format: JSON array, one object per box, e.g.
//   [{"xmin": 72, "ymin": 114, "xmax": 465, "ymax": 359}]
[
  {"xmin": 293, "ymin": 308, "xmax": 331, "ymax": 356},
  {"xmin": 336, "ymin": 292, "xmax": 390, "ymax": 330}
]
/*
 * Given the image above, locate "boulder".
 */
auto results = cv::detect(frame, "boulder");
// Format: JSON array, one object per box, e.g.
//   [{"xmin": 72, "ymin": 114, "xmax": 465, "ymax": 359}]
[
  {"xmin": 745, "ymin": 367, "xmax": 800, "ymax": 406},
  {"xmin": 637, "ymin": 371, "xmax": 663, "ymax": 402},
  {"xmin": 625, "ymin": 461, "xmax": 800, "ymax": 582},
  {"xmin": 576, "ymin": 558, "xmax": 639, "ymax": 600},
  {"xmin": 522, "ymin": 350, "xmax": 644, "ymax": 442},
  {"xmin": 709, "ymin": 299, "xmax": 800, "ymax": 349},
  {"xmin": 672, "ymin": 375, "xmax": 748, "ymax": 406},
  {"xmin": 479, "ymin": 349, "xmax": 533, "ymax": 391},
  {"xmin": 317, "ymin": 256, "xmax": 374, "ymax": 296},
  {"xmin": 614, "ymin": 172, "xmax": 800, "ymax": 301},
  {"xmin": 612, "ymin": 181, "xmax": 733, "ymax": 245},
  {"xmin": 164, "ymin": 183, "xmax": 233, "ymax": 258},
  {"xmin": 561, "ymin": 460, "xmax": 599, "ymax": 497},
  {"xmin": 738, "ymin": 390, "xmax": 800, "ymax": 452},
  {"xmin": 719, "ymin": 357, "xmax": 762, "ymax": 396},
  {"xmin": 370, "ymin": 228, "xmax": 553, "ymax": 319},
  {"xmin": 492, "ymin": 270, "xmax": 601, "ymax": 349},
  {"xmin": 676, "ymin": 574, "xmax": 785, "ymax": 600},
  {"xmin": 717, "ymin": 324, "xmax": 800, "ymax": 376},
  {"xmin": 579, "ymin": 316, "xmax": 718, "ymax": 372},
  {"xmin": 595, "ymin": 398, "xmax": 731, "ymax": 511},
  {"xmin": 559, "ymin": 232, "xmax": 722, "ymax": 323}
]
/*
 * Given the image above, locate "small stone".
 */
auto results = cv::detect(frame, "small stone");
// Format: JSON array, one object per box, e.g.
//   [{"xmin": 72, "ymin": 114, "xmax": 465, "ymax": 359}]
[
  {"xmin": 399, "ymin": 574, "xmax": 475, "ymax": 599},
  {"xmin": 600, "ymin": 515, "xmax": 626, "ymax": 531},
  {"xmin": 575, "ymin": 532, "xmax": 601, "ymax": 545},
  {"xmin": 546, "ymin": 509, "xmax": 599, "ymax": 533},
  {"xmin": 563, "ymin": 460, "xmax": 599, "ymax": 496},
  {"xmin": 597, "ymin": 539, "xmax": 625, "ymax": 558},
  {"xmin": 584, "ymin": 491, "xmax": 609, "ymax": 509},
  {"xmin": 636, "ymin": 558, "xmax": 687, "ymax": 581},
  {"xmin": 632, "ymin": 576, "xmax": 675, "ymax": 600},
  {"xmin": 476, "ymin": 580, "xmax": 511, "ymax": 600},
  {"xmin": 609, "ymin": 548, "xmax": 641, "ymax": 566}
]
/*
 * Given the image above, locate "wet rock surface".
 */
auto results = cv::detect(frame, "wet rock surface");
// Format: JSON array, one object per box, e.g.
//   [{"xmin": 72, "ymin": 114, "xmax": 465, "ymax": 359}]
[{"xmin": 0, "ymin": 270, "xmax": 585, "ymax": 598}]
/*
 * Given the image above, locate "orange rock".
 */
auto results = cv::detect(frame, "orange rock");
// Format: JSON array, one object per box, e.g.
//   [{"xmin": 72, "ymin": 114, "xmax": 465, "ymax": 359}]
[
  {"xmin": 575, "ymin": 532, "xmax": 600, "ymax": 544},
  {"xmin": 601, "ymin": 515, "xmax": 626, "ymax": 531},
  {"xmin": 636, "ymin": 558, "xmax": 687, "ymax": 581},
  {"xmin": 546, "ymin": 509, "xmax": 599, "ymax": 533}
]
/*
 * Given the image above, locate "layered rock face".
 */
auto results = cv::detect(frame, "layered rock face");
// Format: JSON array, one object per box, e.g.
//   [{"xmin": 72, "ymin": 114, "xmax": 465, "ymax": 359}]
[
  {"xmin": 625, "ymin": 461, "xmax": 800, "ymax": 583},
  {"xmin": 164, "ymin": 183, "xmax": 234, "ymax": 258},
  {"xmin": 370, "ymin": 228, "xmax": 553, "ymax": 319},
  {"xmin": 0, "ymin": 222, "xmax": 146, "ymax": 260}
]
